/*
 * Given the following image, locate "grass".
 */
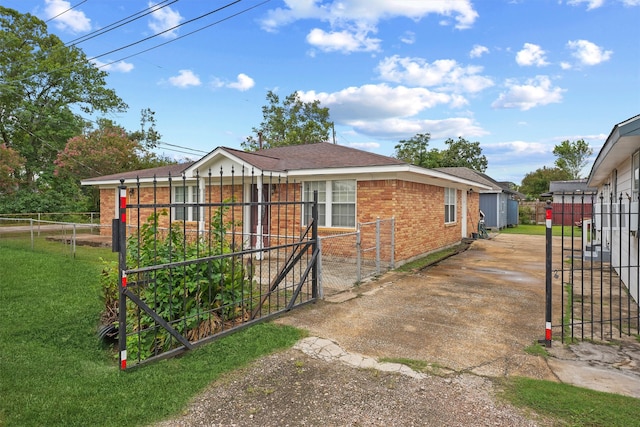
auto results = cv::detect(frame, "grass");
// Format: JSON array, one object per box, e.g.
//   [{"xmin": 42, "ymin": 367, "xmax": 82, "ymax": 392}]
[
  {"xmin": 0, "ymin": 237, "xmax": 304, "ymax": 427},
  {"xmin": 3, "ymin": 235, "xmax": 639, "ymax": 426},
  {"xmin": 499, "ymin": 224, "xmax": 583, "ymax": 237},
  {"xmin": 498, "ymin": 377, "xmax": 640, "ymax": 427}
]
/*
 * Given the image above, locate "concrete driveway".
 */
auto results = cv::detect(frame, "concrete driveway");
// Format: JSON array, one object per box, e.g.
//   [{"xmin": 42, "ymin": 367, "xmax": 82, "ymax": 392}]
[{"xmin": 276, "ymin": 233, "xmax": 640, "ymax": 396}]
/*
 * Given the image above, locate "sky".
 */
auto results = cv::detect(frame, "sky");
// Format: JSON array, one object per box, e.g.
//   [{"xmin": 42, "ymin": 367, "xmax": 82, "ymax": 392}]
[{"xmin": 5, "ymin": 0, "xmax": 640, "ymax": 184}]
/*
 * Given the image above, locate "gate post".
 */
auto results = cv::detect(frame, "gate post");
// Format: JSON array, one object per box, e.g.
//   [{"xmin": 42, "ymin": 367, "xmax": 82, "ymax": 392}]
[
  {"xmin": 543, "ymin": 201, "xmax": 553, "ymax": 347},
  {"xmin": 375, "ymin": 218, "xmax": 381, "ymax": 274},
  {"xmin": 117, "ymin": 181, "xmax": 128, "ymax": 369},
  {"xmin": 311, "ymin": 191, "xmax": 319, "ymax": 299}
]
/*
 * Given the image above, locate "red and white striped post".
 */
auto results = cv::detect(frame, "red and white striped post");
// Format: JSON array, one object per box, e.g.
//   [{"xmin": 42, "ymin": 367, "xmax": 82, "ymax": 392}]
[
  {"xmin": 543, "ymin": 201, "xmax": 553, "ymax": 347},
  {"xmin": 117, "ymin": 182, "xmax": 128, "ymax": 369}
]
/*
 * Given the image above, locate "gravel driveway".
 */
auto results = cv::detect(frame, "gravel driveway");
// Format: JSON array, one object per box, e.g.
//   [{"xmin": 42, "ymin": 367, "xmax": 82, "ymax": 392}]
[{"xmin": 154, "ymin": 234, "xmax": 635, "ymax": 426}]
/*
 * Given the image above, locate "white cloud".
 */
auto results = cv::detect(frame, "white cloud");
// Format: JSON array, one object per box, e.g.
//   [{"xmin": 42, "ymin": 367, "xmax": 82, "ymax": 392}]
[
  {"xmin": 621, "ymin": 0, "xmax": 640, "ymax": 5},
  {"xmin": 227, "ymin": 74, "xmax": 255, "ymax": 91},
  {"xmin": 560, "ymin": 62, "xmax": 572, "ymax": 70},
  {"xmin": 400, "ymin": 31, "xmax": 416, "ymax": 45},
  {"xmin": 306, "ymin": 28, "xmax": 381, "ymax": 52},
  {"xmin": 148, "ymin": 1, "xmax": 183, "ymax": 38},
  {"xmin": 567, "ymin": 0, "xmax": 605, "ymax": 10},
  {"xmin": 44, "ymin": 0, "xmax": 91, "ymax": 33},
  {"xmin": 261, "ymin": 1, "xmax": 478, "ymax": 31},
  {"xmin": 91, "ymin": 59, "xmax": 134, "ymax": 73},
  {"xmin": 492, "ymin": 76, "xmax": 565, "ymax": 110},
  {"xmin": 347, "ymin": 142, "xmax": 381, "ymax": 151},
  {"xmin": 260, "ymin": 1, "xmax": 478, "ymax": 54},
  {"xmin": 167, "ymin": 70, "xmax": 201, "ymax": 88},
  {"xmin": 344, "ymin": 117, "xmax": 488, "ymax": 139},
  {"xmin": 299, "ymin": 84, "xmax": 454, "ymax": 122},
  {"xmin": 515, "ymin": 43, "xmax": 549, "ymax": 67},
  {"xmin": 376, "ymin": 56, "xmax": 494, "ymax": 94},
  {"xmin": 469, "ymin": 44, "xmax": 489, "ymax": 58},
  {"xmin": 567, "ymin": 39, "xmax": 612, "ymax": 66},
  {"xmin": 485, "ymin": 140, "xmax": 550, "ymax": 155}
]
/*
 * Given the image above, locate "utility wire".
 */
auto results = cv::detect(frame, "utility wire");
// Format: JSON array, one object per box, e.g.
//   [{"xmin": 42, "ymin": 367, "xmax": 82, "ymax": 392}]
[
  {"xmin": 66, "ymin": 0, "xmax": 177, "ymax": 46},
  {"xmin": 44, "ymin": 0, "xmax": 89, "ymax": 23},
  {"xmin": 88, "ymin": 0, "xmax": 242, "ymax": 62},
  {"xmin": 95, "ymin": 0, "xmax": 270, "ymax": 69}
]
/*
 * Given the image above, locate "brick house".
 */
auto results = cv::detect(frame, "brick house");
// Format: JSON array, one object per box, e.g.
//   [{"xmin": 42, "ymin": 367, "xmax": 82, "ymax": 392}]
[{"xmin": 82, "ymin": 143, "xmax": 490, "ymax": 266}]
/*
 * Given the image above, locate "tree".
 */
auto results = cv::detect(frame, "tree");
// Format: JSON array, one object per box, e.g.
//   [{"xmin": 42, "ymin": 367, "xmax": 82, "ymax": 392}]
[
  {"xmin": 519, "ymin": 166, "xmax": 571, "ymax": 200},
  {"xmin": 0, "ymin": 143, "xmax": 24, "ymax": 195},
  {"xmin": 0, "ymin": 6, "xmax": 127, "ymax": 188},
  {"xmin": 394, "ymin": 134, "xmax": 487, "ymax": 172},
  {"xmin": 553, "ymin": 139, "xmax": 593, "ymax": 179},
  {"xmin": 439, "ymin": 137, "xmax": 488, "ymax": 172},
  {"xmin": 242, "ymin": 91, "xmax": 333, "ymax": 151},
  {"xmin": 54, "ymin": 115, "xmax": 175, "ymax": 210},
  {"xmin": 393, "ymin": 133, "xmax": 443, "ymax": 168}
]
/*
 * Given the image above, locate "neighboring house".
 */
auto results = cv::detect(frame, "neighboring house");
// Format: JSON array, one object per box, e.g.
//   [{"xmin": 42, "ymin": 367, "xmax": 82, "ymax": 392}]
[
  {"xmin": 546, "ymin": 180, "xmax": 597, "ymax": 203},
  {"xmin": 586, "ymin": 114, "xmax": 640, "ymax": 304},
  {"xmin": 436, "ymin": 167, "xmax": 524, "ymax": 229},
  {"xmin": 82, "ymin": 142, "xmax": 491, "ymax": 266},
  {"xmin": 543, "ymin": 179, "xmax": 598, "ymax": 226}
]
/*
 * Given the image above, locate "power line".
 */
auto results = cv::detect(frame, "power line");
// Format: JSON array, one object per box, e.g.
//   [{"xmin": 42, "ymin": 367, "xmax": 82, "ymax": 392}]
[
  {"xmin": 44, "ymin": 0, "xmax": 89, "ymax": 24},
  {"xmin": 65, "ymin": 1, "xmax": 177, "ymax": 46},
  {"xmin": 88, "ymin": 0, "xmax": 242, "ymax": 62},
  {"xmin": 95, "ymin": 0, "xmax": 271, "ymax": 69}
]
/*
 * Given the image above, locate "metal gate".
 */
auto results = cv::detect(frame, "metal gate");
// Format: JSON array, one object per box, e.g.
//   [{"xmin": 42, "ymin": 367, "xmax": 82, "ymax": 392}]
[
  {"xmin": 113, "ymin": 169, "xmax": 319, "ymax": 369},
  {"xmin": 542, "ymin": 194, "xmax": 640, "ymax": 346}
]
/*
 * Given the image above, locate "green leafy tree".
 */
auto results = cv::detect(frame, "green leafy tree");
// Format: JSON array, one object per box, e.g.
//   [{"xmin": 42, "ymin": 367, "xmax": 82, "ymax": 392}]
[
  {"xmin": 393, "ymin": 133, "xmax": 443, "ymax": 168},
  {"xmin": 519, "ymin": 166, "xmax": 571, "ymax": 200},
  {"xmin": 242, "ymin": 91, "xmax": 333, "ymax": 151},
  {"xmin": 0, "ymin": 143, "xmax": 24, "ymax": 195},
  {"xmin": 0, "ymin": 6, "xmax": 127, "ymax": 189},
  {"xmin": 394, "ymin": 134, "xmax": 487, "ymax": 172},
  {"xmin": 553, "ymin": 139, "xmax": 593, "ymax": 179},
  {"xmin": 439, "ymin": 137, "xmax": 488, "ymax": 172},
  {"xmin": 54, "ymin": 115, "xmax": 174, "ymax": 211}
]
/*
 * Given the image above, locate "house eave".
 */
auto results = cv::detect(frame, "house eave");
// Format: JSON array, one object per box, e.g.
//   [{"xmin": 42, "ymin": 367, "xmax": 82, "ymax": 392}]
[{"xmin": 587, "ymin": 115, "xmax": 640, "ymax": 187}]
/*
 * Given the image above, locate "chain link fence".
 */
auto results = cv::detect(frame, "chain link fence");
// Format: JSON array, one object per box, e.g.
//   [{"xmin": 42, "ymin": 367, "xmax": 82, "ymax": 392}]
[{"xmin": 319, "ymin": 218, "xmax": 395, "ymax": 296}]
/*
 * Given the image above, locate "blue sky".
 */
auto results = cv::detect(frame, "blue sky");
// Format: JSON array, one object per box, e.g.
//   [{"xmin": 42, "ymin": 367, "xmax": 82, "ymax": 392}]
[{"xmin": 6, "ymin": 0, "xmax": 640, "ymax": 184}]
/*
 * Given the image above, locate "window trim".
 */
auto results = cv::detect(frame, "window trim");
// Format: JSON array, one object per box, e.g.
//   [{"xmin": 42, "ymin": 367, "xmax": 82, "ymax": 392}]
[
  {"xmin": 173, "ymin": 185, "xmax": 200, "ymax": 222},
  {"xmin": 303, "ymin": 179, "xmax": 356, "ymax": 228},
  {"xmin": 444, "ymin": 187, "xmax": 457, "ymax": 224}
]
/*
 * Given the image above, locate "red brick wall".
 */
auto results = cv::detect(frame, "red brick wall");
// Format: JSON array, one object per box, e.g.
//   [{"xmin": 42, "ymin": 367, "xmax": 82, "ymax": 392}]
[{"xmin": 97, "ymin": 178, "xmax": 479, "ymax": 263}]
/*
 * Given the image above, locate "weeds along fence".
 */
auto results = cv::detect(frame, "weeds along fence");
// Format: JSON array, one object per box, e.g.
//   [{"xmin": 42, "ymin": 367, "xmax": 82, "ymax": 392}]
[
  {"xmin": 111, "ymin": 170, "xmax": 320, "ymax": 368},
  {"xmin": 319, "ymin": 218, "xmax": 395, "ymax": 296}
]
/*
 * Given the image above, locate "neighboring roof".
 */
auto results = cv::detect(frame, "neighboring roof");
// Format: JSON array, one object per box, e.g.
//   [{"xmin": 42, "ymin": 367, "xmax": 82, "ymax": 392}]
[
  {"xmin": 81, "ymin": 161, "xmax": 195, "ymax": 183},
  {"xmin": 435, "ymin": 167, "xmax": 524, "ymax": 198},
  {"xmin": 547, "ymin": 179, "xmax": 597, "ymax": 195},
  {"xmin": 587, "ymin": 114, "xmax": 640, "ymax": 187}
]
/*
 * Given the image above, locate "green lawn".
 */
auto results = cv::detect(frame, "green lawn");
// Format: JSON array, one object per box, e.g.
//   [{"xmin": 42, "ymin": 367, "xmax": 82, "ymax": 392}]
[
  {"xmin": 0, "ymin": 238, "xmax": 303, "ymax": 427},
  {"xmin": 1, "ymin": 236, "xmax": 637, "ymax": 426},
  {"xmin": 499, "ymin": 223, "xmax": 583, "ymax": 237}
]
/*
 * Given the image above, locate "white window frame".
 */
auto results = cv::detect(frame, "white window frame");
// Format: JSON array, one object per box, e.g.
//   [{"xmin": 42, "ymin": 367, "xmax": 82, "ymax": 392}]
[
  {"xmin": 445, "ymin": 187, "xmax": 457, "ymax": 224},
  {"xmin": 173, "ymin": 185, "xmax": 200, "ymax": 222},
  {"xmin": 303, "ymin": 180, "xmax": 356, "ymax": 228}
]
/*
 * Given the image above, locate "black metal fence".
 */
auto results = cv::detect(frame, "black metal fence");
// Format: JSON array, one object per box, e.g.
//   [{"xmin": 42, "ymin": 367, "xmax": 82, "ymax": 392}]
[
  {"xmin": 544, "ymin": 193, "xmax": 640, "ymax": 345},
  {"xmin": 113, "ymin": 169, "xmax": 318, "ymax": 368}
]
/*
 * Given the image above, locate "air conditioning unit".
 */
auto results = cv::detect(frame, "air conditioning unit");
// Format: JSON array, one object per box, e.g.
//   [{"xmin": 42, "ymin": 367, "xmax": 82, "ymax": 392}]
[{"xmin": 594, "ymin": 203, "xmax": 628, "ymax": 230}]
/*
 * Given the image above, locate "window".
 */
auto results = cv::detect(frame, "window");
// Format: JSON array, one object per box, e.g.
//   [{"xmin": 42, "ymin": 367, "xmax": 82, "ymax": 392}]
[
  {"xmin": 173, "ymin": 185, "xmax": 199, "ymax": 222},
  {"xmin": 444, "ymin": 188, "xmax": 456, "ymax": 223},
  {"xmin": 304, "ymin": 180, "xmax": 356, "ymax": 227}
]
